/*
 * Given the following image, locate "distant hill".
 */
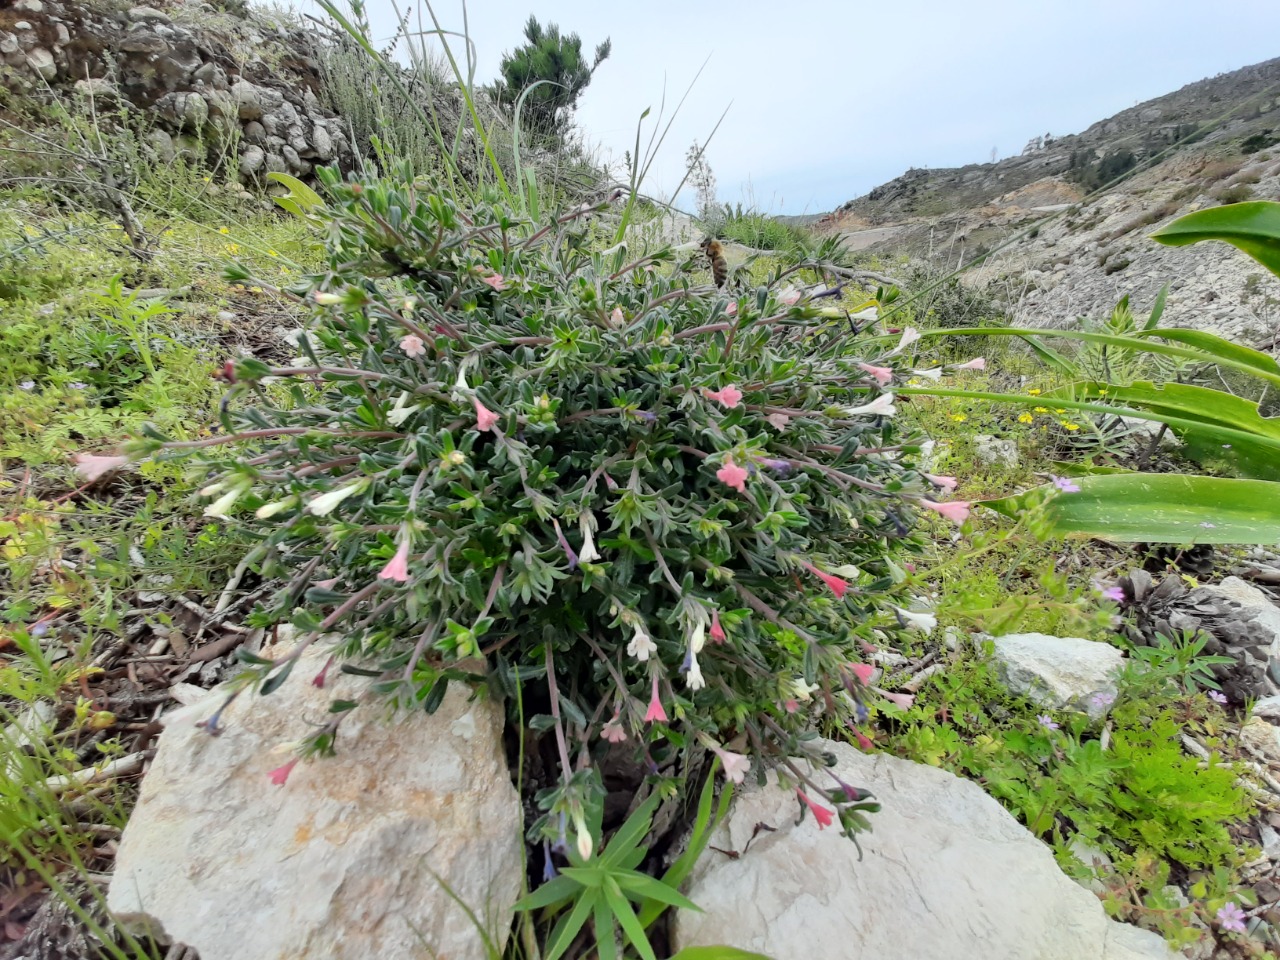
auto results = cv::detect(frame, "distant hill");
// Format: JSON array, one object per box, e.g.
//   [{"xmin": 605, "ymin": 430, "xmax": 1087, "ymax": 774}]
[{"xmin": 816, "ymin": 57, "xmax": 1280, "ymax": 341}]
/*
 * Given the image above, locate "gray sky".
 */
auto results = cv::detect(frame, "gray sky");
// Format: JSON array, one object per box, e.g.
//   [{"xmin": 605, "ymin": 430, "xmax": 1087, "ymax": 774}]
[{"xmin": 353, "ymin": 0, "xmax": 1280, "ymax": 215}]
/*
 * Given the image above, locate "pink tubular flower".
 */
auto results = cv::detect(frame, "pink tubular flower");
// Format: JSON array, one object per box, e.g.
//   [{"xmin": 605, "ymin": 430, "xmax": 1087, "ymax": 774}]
[
  {"xmin": 312, "ymin": 655, "xmax": 335, "ymax": 688},
  {"xmin": 856, "ymin": 362, "xmax": 893, "ymax": 387},
  {"xmin": 474, "ymin": 398, "xmax": 500, "ymax": 432},
  {"xmin": 880, "ymin": 690, "xmax": 915, "ymax": 711},
  {"xmin": 853, "ymin": 729, "xmax": 874, "ymax": 751},
  {"xmin": 921, "ymin": 498, "xmax": 971, "ymax": 524},
  {"xmin": 802, "ymin": 562, "xmax": 848, "ymax": 599},
  {"xmin": 1101, "ymin": 586, "xmax": 1125, "ymax": 602},
  {"xmin": 796, "ymin": 789, "xmax": 834, "ymax": 829},
  {"xmin": 711, "ymin": 745, "xmax": 751, "ymax": 784},
  {"xmin": 645, "ymin": 673, "xmax": 667, "ymax": 723},
  {"xmin": 704, "ymin": 384, "xmax": 743, "ymax": 408},
  {"xmin": 73, "ymin": 453, "xmax": 129, "ymax": 482},
  {"xmin": 709, "ymin": 609, "xmax": 726, "ymax": 644},
  {"xmin": 779, "ymin": 288, "xmax": 801, "ymax": 305},
  {"xmin": 955, "ymin": 357, "xmax": 986, "ymax": 371},
  {"xmin": 850, "ymin": 662, "xmax": 874, "ymax": 685},
  {"xmin": 480, "ymin": 272, "xmax": 507, "ymax": 291},
  {"xmin": 399, "ymin": 334, "xmax": 426, "ymax": 357},
  {"xmin": 268, "ymin": 757, "xmax": 299, "ymax": 786},
  {"xmin": 377, "ymin": 539, "xmax": 411, "ymax": 582},
  {"xmin": 725, "ymin": 301, "xmax": 738, "ymax": 316},
  {"xmin": 610, "ymin": 306, "xmax": 625, "ymax": 326},
  {"xmin": 716, "ymin": 459, "xmax": 749, "ymax": 493},
  {"xmin": 924, "ymin": 473, "xmax": 958, "ymax": 492},
  {"xmin": 601, "ymin": 715, "xmax": 628, "ymax": 743}
]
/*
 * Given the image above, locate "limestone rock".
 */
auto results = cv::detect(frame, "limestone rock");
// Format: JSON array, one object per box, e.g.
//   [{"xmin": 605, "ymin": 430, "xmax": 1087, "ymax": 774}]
[
  {"xmin": 990, "ymin": 632, "xmax": 1124, "ymax": 717},
  {"xmin": 231, "ymin": 79, "xmax": 265, "ymax": 120},
  {"xmin": 128, "ymin": 6, "xmax": 171, "ymax": 23},
  {"xmin": 974, "ymin": 434, "xmax": 1019, "ymax": 468},
  {"xmin": 74, "ymin": 77, "xmax": 117, "ymax": 99},
  {"xmin": 25, "ymin": 46, "xmax": 56, "ymax": 80},
  {"xmin": 145, "ymin": 129, "xmax": 176, "ymax": 163},
  {"xmin": 675, "ymin": 742, "xmax": 1174, "ymax": 960},
  {"xmin": 108, "ymin": 645, "xmax": 522, "ymax": 960},
  {"xmin": 1241, "ymin": 717, "xmax": 1280, "ymax": 765},
  {"xmin": 238, "ymin": 144, "xmax": 265, "ymax": 176},
  {"xmin": 14, "ymin": 0, "xmax": 43, "ymax": 12}
]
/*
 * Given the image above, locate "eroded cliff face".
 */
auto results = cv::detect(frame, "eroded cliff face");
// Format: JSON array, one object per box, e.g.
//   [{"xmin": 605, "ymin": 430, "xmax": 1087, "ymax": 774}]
[{"xmin": 0, "ymin": 0, "xmax": 354, "ymax": 180}]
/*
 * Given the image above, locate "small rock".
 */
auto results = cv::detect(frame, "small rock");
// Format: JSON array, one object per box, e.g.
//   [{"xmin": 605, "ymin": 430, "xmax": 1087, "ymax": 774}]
[
  {"xmin": 1069, "ymin": 836, "xmax": 1115, "ymax": 895},
  {"xmin": 1260, "ymin": 824, "xmax": 1280, "ymax": 861},
  {"xmin": 180, "ymin": 91, "xmax": 208, "ymax": 129},
  {"xmin": 1242, "ymin": 717, "xmax": 1280, "ymax": 765},
  {"xmin": 108, "ymin": 645, "xmax": 522, "ymax": 960},
  {"xmin": 990, "ymin": 633, "xmax": 1124, "ymax": 718},
  {"xmin": 216, "ymin": 311, "xmax": 238, "ymax": 324},
  {"xmin": 119, "ymin": 33, "xmax": 169, "ymax": 54},
  {"xmin": 25, "ymin": 47, "xmax": 56, "ymax": 81},
  {"xmin": 13, "ymin": 0, "xmax": 43, "ymax": 12},
  {"xmin": 1253, "ymin": 696, "xmax": 1280, "ymax": 721},
  {"xmin": 231, "ymin": 79, "xmax": 265, "ymax": 120},
  {"xmin": 242, "ymin": 120, "xmax": 266, "ymax": 145},
  {"xmin": 1203, "ymin": 577, "xmax": 1280, "ymax": 656},
  {"xmin": 974, "ymin": 434, "xmax": 1019, "ymax": 468},
  {"xmin": 145, "ymin": 129, "xmax": 175, "ymax": 163},
  {"xmin": 74, "ymin": 77, "xmax": 117, "ymax": 99},
  {"xmin": 311, "ymin": 121, "xmax": 333, "ymax": 160},
  {"xmin": 128, "ymin": 5, "xmax": 171, "ymax": 22},
  {"xmin": 238, "ymin": 144, "xmax": 266, "ymax": 176}
]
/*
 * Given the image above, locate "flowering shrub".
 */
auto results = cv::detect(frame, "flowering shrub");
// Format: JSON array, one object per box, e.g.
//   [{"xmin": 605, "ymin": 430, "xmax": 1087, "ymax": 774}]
[{"xmin": 128, "ymin": 164, "xmax": 976, "ymax": 857}]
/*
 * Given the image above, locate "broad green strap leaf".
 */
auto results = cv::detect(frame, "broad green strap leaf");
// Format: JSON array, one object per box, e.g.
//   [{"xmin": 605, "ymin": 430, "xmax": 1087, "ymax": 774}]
[
  {"xmin": 606, "ymin": 885, "xmax": 659, "ymax": 960},
  {"xmin": 667, "ymin": 949, "xmax": 775, "ymax": 960},
  {"xmin": 595, "ymin": 899, "xmax": 619, "ymax": 960},
  {"xmin": 908, "ymin": 328, "xmax": 1280, "ymax": 390},
  {"xmin": 1016, "ymin": 334, "xmax": 1077, "ymax": 376},
  {"xmin": 1134, "ymin": 328, "xmax": 1280, "ymax": 379},
  {"xmin": 895, "ymin": 387, "xmax": 1280, "ymax": 457},
  {"xmin": 1150, "ymin": 201, "xmax": 1280, "ymax": 279},
  {"xmin": 982, "ymin": 474, "xmax": 1280, "ymax": 545}
]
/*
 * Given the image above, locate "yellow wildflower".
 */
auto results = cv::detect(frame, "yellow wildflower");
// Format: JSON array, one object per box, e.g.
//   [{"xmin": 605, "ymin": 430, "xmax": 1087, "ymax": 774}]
[
  {"xmin": 1027, "ymin": 388, "xmax": 1041, "ymax": 396},
  {"xmin": 225, "ymin": 243, "xmax": 240, "ymax": 254},
  {"xmin": 268, "ymin": 249, "xmax": 279, "ymax": 257},
  {"xmin": 1018, "ymin": 413, "xmax": 1033, "ymax": 424},
  {"xmin": 218, "ymin": 226, "xmax": 230, "ymax": 235},
  {"xmin": 1034, "ymin": 406, "xmax": 1048, "ymax": 413},
  {"xmin": 249, "ymin": 286, "xmax": 263, "ymax": 294},
  {"xmin": 950, "ymin": 413, "xmax": 967, "ymax": 423},
  {"xmin": 1062, "ymin": 422, "xmax": 1080, "ymax": 431}
]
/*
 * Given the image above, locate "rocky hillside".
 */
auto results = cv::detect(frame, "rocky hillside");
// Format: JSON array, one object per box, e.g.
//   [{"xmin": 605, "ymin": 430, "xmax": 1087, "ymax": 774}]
[
  {"xmin": 0, "ymin": 0, "xmax": 354, "ymax": 185},
  {"xmin": 820, "ymin": 56, "xmax": 1280, "ymax": 341}
]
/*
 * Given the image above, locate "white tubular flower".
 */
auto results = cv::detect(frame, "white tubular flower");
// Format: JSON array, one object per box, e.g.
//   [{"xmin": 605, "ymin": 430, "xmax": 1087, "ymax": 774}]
[
  {"xmin": 686, "ymin": 651, "xmax": 706, "ymax": 691},
  {"xmin": 894, "ymin": 606, "xmax": 938, "ymax": 635},
  {"xmin": 307, "ymin": 479, "xmax": 367, "ymax": 517},
  {"xmin": 690, "ymin": 620, "xmax": 706, "ymax": 654},
  {"xmin": 387, "ymin": 391, "xmax": 420, "ymax": 426},
  {"xmin": 255, "ymin": 496, "xmax": 298, "ymax": 519},
  {"xmin": 578, "ymin": 525, "xmax": 601, "ymax": 563},
  {"xmin": 204, "ymin": 484, "xmax": 248, "ymax": 519},
  {"xmin": 844, "ymin": 393, "xmax": 897, "ymax": 417},
  {"xmin": 627, "ymin": 624, "xmax": 656, "ymax": 662},
  {"xmin": 911, "ymin": 367, "xmax": 944, "ymax": 380}
]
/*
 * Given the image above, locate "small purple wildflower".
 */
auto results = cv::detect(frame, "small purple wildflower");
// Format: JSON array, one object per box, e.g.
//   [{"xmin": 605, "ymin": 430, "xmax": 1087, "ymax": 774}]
[
  {"xmin": 1090, "ymin": 691, "xmax": 1116, "ymax": 709},
  {"xmin": 29, "ymin": 620, "xmax": 50, "ymax": 638},
  {"xmin": 1208, "ymin": 690, "xmax": 1228, "ymax": 705},
  {"xmin": 1101, "ymin": 586, "xmax": 1125, "ymax": 602},
  {"xmin": 195, "ymin": 690, "xmax": 240, "ymax": 736},
  {"xmin": 1037, "ymin": 715, "xmax": 1059, "ymax": 731},
  {"xmin": 758, "ymin": 457, "xmax": 794, "ymax": 477},
  {"xmin": 634, "ymin": 410, "xmax": 657, "ymax": 423},
  {"xmin": 1051, "ymin": 476, "xmax": 1081, "ymax": 493},
  {"xmin": 1217, "ymin": 901, "xmax": 1247, "ymax": 934},
  {"xmin": 541, "ymin": 841, "xmax": 558, "ymax": 882},
  {"xmin": 680, "ymin": 644, "xmax": 693, "ymax": 672},
  {"xmin": 854, "ymin": 701, "xmax": 870, "ymax": 724},
  {"xmin": 69, "ymin": 381, "xmax": 88, "ymax": 390},
  {"xmin": 19, "ymin": 380, "xmax": 35, "ymax": 391}
]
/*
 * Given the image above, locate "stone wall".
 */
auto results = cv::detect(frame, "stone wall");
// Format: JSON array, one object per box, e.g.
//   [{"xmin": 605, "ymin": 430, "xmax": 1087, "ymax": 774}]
[{"xmin": 0, "ymin": 0, "xmax": 353, "ymax": 182}]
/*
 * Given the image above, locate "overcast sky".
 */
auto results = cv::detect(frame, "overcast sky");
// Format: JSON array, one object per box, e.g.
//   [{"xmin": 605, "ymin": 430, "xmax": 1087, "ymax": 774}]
[{"xmin": 347, "ymin": 0, "xmax": 1280, "ymax": 215}]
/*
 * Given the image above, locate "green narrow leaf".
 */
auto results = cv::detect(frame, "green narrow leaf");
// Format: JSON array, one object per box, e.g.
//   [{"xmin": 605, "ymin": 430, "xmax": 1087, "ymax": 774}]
[
  {"xmin": 544, "ymin": 889, "xmax": 598, "ymax": 960},
  {"xmin": 594, "ymin": 898, "xmax": 618, "ymax": 960},
  {"xmin": 614, "ymin": 871, "xmax": 702, "ymax": 912},
  {"xmin": 981, "ymin": 474, "xmax": 1280, "ymax": 545},
  {"xmin": 605, "ymin": 886, "xmax": 658, "ymax": 960},
  {"xmin": 668, "ymin": 948, "xmax": 775, "ymax": 960},
  {"xmin": 1134, "ymin": 328, "xmax": 1280, "ymax": 379},
  {"xmin": 514, "ymin": 874, "xmax": 579, "ymax": 912},
  {"xmin": 1150, "ymin": 201, "xmax": 1280, "ymax": 279},
  {"xmin": 266, "ymin": 172, "xmax": 326, "ymax": 213},
  {"xmin": 600, "ymin": 792, "xmax": 662, "ymax": 869},
  {"xmin": 1144, "ymin": 283, "xmax": 1169, "ymax": 330}
]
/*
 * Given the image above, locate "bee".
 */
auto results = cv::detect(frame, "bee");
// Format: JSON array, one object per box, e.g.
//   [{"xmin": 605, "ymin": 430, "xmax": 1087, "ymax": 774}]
[{"xmin": 701, "ymin": 237, "xmax": 728, "ymax": 289}]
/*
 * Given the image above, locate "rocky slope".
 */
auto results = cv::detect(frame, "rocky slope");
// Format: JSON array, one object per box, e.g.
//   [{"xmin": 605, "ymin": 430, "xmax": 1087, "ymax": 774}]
[
  {"xmin": 819, "ymin": 57, "xmax": 1280, "ymax": 340},
  {"xmin": 0, "ymin": 0, "xmax": 354, "ymax": 184}
]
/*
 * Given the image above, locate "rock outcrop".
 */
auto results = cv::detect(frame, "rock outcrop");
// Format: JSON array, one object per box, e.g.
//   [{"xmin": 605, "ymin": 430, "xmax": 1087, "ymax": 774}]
[
  {"xmin": 675, "ymin": 741, "xmax": 1175, "ymax": 960},
  {"xmin": 0, "ymin": 0, "xmax": 353, "ymax": 182},
  {"xmin": 988, "ymin": 632, "xmax": 1125, "ymax": 718},
  {"xmin": 108, "ymin": 644, "xmax": 523, "ymax": 960}
]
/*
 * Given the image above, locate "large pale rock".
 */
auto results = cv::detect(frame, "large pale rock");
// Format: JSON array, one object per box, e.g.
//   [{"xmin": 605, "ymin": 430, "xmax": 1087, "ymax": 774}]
[
  {"xmin": 676, "ymin": 742, "xmax": 1174, "ymax": 960},
  {"xmin": 974, "ymin": 433, "xmax": 1019, "ymax": 468},
  {"xmin": 990, "ymin": 632, "xmax": 1124, "ymax": 718},
  {"xmin": 108, "ymin": 646, "xmax": 522, "ymax": 960}
]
